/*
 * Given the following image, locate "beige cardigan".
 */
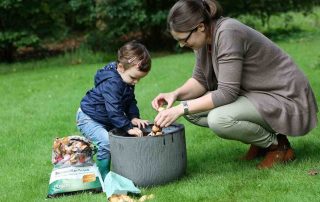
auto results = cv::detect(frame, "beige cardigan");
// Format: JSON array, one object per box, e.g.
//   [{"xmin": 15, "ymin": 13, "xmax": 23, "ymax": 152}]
[{"xmin": 193, "ymin": 17, "xmax": 318, "ymax": 136}]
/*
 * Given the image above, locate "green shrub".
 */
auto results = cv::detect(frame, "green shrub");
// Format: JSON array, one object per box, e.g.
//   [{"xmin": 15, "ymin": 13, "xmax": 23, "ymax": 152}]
[
  {"xmin": 0, "ymin": 0, "xmax": 94, "ymax": 62},
  {"xmin": 87, "ymin": 0, "xmax": 320, "ymax": 52}
]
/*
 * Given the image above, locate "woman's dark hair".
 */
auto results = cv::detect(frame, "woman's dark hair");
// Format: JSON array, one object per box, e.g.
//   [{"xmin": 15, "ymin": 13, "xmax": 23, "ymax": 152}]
[
  {"xmin": 117, "ymin": 41, "xmax": 151, "ymax": 72},
  {"xmin": 167, "ymin": 0, "xmax": 223, "ymax": 32}
]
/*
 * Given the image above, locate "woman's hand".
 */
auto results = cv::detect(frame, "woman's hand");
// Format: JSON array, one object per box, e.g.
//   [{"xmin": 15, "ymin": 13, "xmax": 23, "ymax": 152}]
[
  {"xmin": 151, "ymin": 92, "xmax": 177, "ymax": 110},
  {"xmin": 131, "ymin": 118, "xmax": 149, "ymax": 129},
  {"xmin": 127, "ymin": 127, "xmax": 143, "ymax": 137},
  {"xmin": 154, "ymin": 105, "xmax": 184, "ymax": 128}
]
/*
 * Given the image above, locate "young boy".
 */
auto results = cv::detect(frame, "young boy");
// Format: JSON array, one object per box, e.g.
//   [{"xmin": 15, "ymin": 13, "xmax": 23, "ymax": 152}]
[{"xmin": 76, "ymin": 41, "xmax": 151, "ymax": 179}]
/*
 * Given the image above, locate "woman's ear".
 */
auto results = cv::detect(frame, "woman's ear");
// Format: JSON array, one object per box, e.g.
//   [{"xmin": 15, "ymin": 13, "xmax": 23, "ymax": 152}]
[{"xmin": 198, "ymin": 23, "xmax": 205, "ymax": 32}]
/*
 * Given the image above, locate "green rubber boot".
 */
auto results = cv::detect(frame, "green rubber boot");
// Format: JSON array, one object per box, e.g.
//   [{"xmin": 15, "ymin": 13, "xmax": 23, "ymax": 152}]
[{"xmin": 96, "ymin": 159, "xmax": 111, "ymax": 181}]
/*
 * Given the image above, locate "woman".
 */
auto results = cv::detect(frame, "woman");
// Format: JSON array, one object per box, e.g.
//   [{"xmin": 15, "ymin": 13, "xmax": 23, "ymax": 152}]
[{"xmin": 152, "ymin": 0, "xmax": 318, "ymax": 169}]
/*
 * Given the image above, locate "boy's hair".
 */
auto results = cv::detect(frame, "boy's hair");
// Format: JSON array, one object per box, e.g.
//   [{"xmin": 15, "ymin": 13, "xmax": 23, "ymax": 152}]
[{"xmin": 117, "ymin": 41, "xmax": 151, "ymax": 72}]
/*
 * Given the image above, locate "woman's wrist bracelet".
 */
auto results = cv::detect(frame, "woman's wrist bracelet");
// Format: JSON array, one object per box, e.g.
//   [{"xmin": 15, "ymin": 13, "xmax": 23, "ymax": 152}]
[{"xmin": 181, "ymin": 101, "xmax": 189, "ymax": 115}]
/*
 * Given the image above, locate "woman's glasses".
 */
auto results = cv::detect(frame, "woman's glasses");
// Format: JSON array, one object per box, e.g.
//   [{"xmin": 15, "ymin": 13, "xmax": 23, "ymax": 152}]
[
  {"xmin": 178, "ymin": 27, "xmax": 197, "ymax": 46},
  {"xmin": 184, "ymin": 28, "xmax": 197, "ymax": 43}
]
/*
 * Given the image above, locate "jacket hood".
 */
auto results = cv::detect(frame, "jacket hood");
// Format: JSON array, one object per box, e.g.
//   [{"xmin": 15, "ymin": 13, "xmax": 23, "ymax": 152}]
[{"xmin": 94, "ymin": 62, "xmax": 119, "ymax": 87}]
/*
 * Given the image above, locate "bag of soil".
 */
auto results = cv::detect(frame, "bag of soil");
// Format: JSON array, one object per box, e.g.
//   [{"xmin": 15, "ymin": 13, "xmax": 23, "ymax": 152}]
[{"xmin": 47, "ymin": 136, "xmax": 104, "ymax": 198}]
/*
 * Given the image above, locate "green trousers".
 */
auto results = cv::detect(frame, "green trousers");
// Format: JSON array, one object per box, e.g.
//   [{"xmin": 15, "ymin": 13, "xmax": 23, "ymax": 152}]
[{"xmin": 184, "ymin": 96, "xmax": 277, "ymax": 148}]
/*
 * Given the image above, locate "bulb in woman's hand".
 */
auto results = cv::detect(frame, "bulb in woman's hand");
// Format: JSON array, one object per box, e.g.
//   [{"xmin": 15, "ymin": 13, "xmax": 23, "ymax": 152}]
[
  {"xmin": 152, "ymin": 125, "xmax": 161, "ymax": 133},
  {"xmin": 158, "ymin": 106, "xmax": 165, "ymax": 112}
]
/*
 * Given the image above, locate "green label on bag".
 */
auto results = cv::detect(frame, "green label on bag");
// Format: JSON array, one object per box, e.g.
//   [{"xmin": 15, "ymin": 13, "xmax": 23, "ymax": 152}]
[
  {"xmin": 48, "ymin": 178, "xmax": 101, "ymax": 195},
  {"xmin": 47, "ymin": 165, "xmax": 103, "ymax": 195}
]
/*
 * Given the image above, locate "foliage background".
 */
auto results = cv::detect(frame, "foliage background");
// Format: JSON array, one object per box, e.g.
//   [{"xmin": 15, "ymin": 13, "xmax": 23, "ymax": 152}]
[{"xmin": 1, "ymin": 0, "xmax": 320, "ymax": 62}]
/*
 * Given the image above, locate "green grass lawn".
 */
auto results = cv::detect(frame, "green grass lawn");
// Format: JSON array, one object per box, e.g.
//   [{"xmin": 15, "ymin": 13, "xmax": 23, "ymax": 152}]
[{"xmin": 1, "ymin": 28, "xmax": 320, "ymax": 202}]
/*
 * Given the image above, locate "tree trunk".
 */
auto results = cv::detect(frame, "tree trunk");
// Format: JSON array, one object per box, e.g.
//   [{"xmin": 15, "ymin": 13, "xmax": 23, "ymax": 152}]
[{"xmin": 1, "ymin": 43, "xmax": 16, "ymax": 63}]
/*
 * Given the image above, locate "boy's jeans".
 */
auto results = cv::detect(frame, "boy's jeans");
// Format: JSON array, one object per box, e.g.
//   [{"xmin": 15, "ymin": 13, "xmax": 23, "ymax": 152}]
[{"xmin": 76, "ymin": 108, "xmax": 111, "ymax": 160}]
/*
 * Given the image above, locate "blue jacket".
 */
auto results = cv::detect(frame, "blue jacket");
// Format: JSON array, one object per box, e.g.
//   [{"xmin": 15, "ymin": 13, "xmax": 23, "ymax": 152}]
[{"xmin": 80, "ymin": 62, "xmax": 139, "ymax": 131}]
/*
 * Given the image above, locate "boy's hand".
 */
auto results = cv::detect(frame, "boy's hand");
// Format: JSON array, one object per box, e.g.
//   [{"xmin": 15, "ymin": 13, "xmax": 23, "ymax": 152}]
[
  {"xmin": 127, "ymin": 127, "xmax": 143, "ymax": 137},
  {"xmin": 131, "ymin": 118, "xmax": 149, "ymax": 129}
]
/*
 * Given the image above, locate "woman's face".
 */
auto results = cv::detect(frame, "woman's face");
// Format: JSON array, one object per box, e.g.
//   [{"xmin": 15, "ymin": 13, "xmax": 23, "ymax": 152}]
[{"xmin": 171, "ymin": 23, "xmax": 207, "ymax": 50}]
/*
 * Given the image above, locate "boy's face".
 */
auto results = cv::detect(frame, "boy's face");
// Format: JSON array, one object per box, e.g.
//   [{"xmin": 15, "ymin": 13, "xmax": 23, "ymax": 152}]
[{"xmin": 117, "ymin": 63, "xmax": 148, "ymax": 85}]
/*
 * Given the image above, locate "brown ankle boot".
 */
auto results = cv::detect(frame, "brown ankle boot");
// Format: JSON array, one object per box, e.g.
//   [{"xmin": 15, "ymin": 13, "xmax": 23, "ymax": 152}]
[
  {"xmin": 241, "ymin": 145, "xmax": 267, "ymax": 160},
  {"xmin": 278, "ymin": 134, "xmax": 295, "ymax": 162},
  {"xmin": 257, "ymin": 134, "xmax": 295, "ymax": 169}
]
